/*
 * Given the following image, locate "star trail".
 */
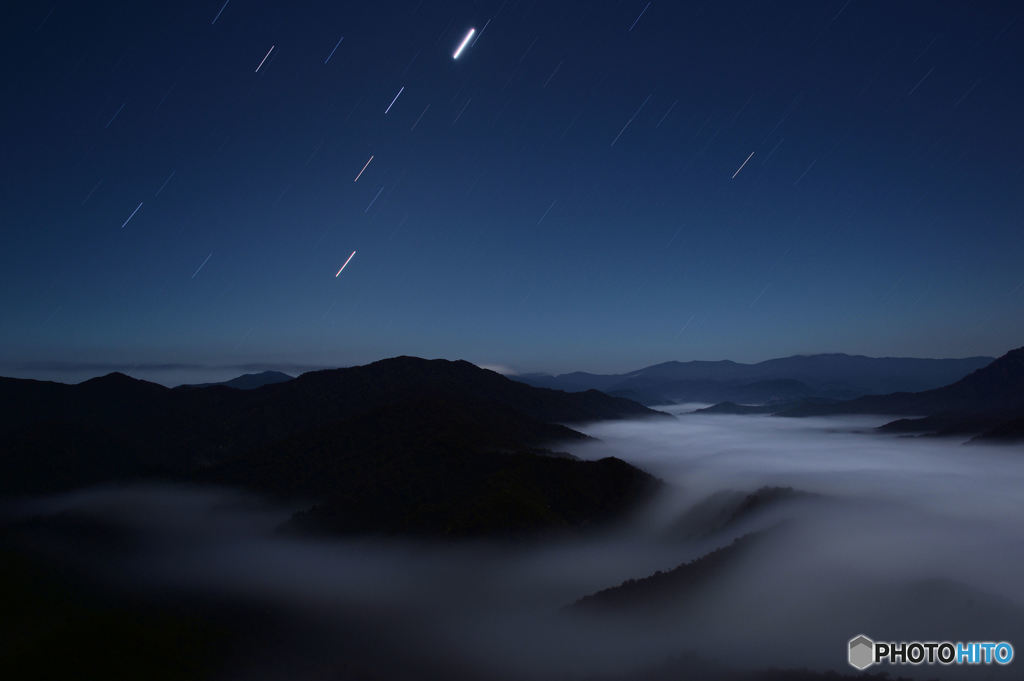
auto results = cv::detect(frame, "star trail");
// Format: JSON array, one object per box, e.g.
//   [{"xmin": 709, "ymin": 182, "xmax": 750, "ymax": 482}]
[{"xmin": 2, "ymin": 1, "xmax": 1023, "ymax": 385}]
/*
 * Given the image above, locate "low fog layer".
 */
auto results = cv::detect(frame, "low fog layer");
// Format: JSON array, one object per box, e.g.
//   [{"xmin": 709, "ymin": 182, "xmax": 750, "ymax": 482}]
[
  {"xmin": 6, "ymin": 407, "xmax": 1024, "ymax": 680},
  {"xmin": 570, "ymin": 407, "xmax": 1024, "ymax": 676}
]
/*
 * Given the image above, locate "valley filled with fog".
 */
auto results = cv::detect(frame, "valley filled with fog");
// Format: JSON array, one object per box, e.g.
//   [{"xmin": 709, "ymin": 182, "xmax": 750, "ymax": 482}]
[{"xmin": 5, "ymin": 407, "xmax": 1023, "ymax": 680}]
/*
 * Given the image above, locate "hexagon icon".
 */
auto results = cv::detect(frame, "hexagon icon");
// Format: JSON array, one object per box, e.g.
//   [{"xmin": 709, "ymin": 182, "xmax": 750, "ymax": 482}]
[{"xmin": 848, "ymin": 634, "xmax": 875, "ymax": 670}]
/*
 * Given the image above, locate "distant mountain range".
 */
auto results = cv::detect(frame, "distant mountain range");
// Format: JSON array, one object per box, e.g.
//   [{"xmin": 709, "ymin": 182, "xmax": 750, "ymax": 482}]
[
  {"xmin": 0, "ymin": 357, "xmax": 664, "ymax": 537},
  {"xmin": 5, "ymin": 346, "xmax": 1020, "ymax": 539},
  {"xmin": 517, "ymin": 353, "xmax": 993, "ymax": 405},
  {"xmin": 701, "ymin": 347, "xmax": 1024, "ymax": 442},
  {"xmin": 179, "ymin": 370, "xmax": 293, "ymax": 390}
]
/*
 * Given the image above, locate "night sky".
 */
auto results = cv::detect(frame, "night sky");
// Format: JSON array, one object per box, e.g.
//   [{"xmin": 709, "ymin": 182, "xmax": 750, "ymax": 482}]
[{"xmin": 3, "ymin": 1, "xmax": 1023, "ymax": 385}]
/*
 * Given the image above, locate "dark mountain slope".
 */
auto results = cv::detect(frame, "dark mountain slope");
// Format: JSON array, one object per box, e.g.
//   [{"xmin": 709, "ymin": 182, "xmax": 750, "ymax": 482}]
[
  {"xmin": 1, "ymin": 358, "xmax": 663, "ymax": 537},
  {"xmin": 973, "ymin": 414, "xmax": 1024, "ymax": 443},
  {"xmin": 0, "ymin": 373, "xmax": 167, "ymax": 433},
  {"xmin": 570, "ymin": 531, "xmax": 768, "ymax": 613},
  {"xmin": 262, "ymin": 356, "xmax": 664, "ymax": 425},
  {"xmin": 1, "ymin": 357, "xmax": 664, "ymax": 481},
  {"xmin": 204, "ymin": 396, "xmax": 586, "ymax": 496},
  {"xmin": 201, "ymin": 395, "xmax": 661, "ymax": 537},
  {"xmin": 778, "ymin": 346, "xmax": 1024, "ymax": 418}
]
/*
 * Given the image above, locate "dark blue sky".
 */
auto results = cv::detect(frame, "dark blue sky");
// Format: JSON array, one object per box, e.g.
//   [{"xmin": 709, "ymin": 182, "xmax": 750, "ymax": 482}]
[{"xmin": 3, "ymin": 1, "xmax": 1023, "ymax": 384}]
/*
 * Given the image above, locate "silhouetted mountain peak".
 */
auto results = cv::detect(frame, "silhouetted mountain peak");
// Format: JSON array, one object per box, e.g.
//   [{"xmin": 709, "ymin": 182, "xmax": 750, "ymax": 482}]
[
  {"xmin": 285, "ymin": 356, "xmax": 665, "ymax": 425},
  {"xmin": 241, "ymin": 370, "xmax": 291, "ymax": 379},
  {"xmin": 80, "ymin": 372, "xmax": 166, "ymax": 392},
  {"xmin": 82, "ymin": 371, "xmax": 136, "ymax": 384},
  {"xmin": 180, "ymin": 370, "xmax": 294, "ymax": 390},
  {"xmin": 344, "ymin": 355, "xmax": 480, "ymax": 376},
  {"xmin": 302, "ymin": 357, "xmax": 483, "ymax": 389}
]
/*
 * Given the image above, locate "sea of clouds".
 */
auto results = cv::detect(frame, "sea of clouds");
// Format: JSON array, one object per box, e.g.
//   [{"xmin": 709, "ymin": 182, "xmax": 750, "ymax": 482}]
[{"xmin": 6, "ymin": 405, "xmax": 1023, "ymax": 680}]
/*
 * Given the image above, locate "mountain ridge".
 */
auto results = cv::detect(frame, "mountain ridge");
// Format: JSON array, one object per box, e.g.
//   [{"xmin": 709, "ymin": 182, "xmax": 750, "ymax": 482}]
[
  {"xmin": 697, "ymin": 347, "xmax": 1024, "ymax": 440},
  {"xmin": 517, "ymin": 353, "xmax": 993, "ymax": 405},
  {"xmin": 178, "ymin": 370, "xmax": 294, "ymax": 390},
  {"xmin": 0, "ymin": 356, "xmax": 666, "ymax": 538},
  {"xmin": 777, "ymin": 346, "xmax": 1024, "ymax": 417}
]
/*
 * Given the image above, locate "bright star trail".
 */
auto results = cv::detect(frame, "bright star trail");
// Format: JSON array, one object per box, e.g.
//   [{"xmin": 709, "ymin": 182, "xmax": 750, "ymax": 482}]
[
  {"xmin": 120, "ymin": 202, "xmax": 143, "ymax": 229},
  {"xmin": 384, "ymin": 86, "xmax": 405, "ymax": 114},
  {"xmin": 353, "ymin": 155, "xmax": 373, "ymax": 182},
  {"xmin": 731, "ymin": 151, "xmax": 755, "ymax": 179},
  {"xmin": 335, "ymin": 250, "xmax": 356, "ymax": 277},
  {"xmin": 255, "ymin": 45, "xmax": 274, "ymax": 73},
  {"xmin": 453, "ymin": 28, "xmax": 475, "ymax": 59}
]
